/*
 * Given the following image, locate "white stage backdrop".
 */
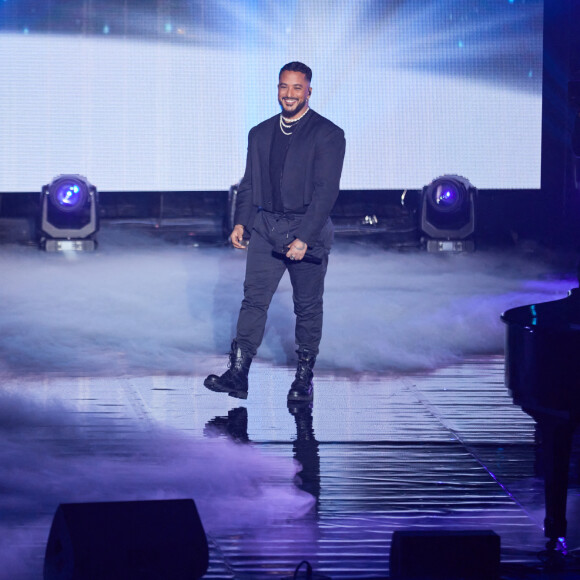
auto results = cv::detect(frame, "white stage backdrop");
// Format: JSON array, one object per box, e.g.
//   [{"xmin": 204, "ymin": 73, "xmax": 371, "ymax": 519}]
[{"xmin": 0, "ymin": 0, "xmax": 543, "ymax": 192}]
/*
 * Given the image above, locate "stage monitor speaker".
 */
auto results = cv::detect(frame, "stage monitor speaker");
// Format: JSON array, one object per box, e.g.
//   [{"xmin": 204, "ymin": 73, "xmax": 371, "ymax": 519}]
[
  {"xmin": 43, "ymin": 498, "xmax": 209, "ymax": 580},
  {"xmin": 390, "ymin": 529, "xmax": 500, "ymax": 580}
]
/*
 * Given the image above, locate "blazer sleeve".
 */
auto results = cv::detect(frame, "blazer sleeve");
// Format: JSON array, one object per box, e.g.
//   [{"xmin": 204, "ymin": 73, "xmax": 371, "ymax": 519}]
[
  {"xmin": 295, "ymin": 125, "xmax": 346, "ymax": 246},
  {"xmin": 233, "ymin": 128, "xmax": 258, "ymax": 233}
]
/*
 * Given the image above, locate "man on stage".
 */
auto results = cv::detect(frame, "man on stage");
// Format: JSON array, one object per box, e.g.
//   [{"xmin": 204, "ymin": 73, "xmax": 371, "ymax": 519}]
[{"xmin": 204, "ymin": 61, "xmax": 346, "ymax": 403}]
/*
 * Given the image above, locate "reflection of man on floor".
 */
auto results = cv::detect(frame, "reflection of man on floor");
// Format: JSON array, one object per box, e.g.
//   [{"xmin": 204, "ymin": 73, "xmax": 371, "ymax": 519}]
[
  {"xmin": 204, "ymin": 62, "xmax": 346, "ymax": 403},
  {"xmin": 204, "ymin": 406, "xmax": 320, "ymax": 511}
]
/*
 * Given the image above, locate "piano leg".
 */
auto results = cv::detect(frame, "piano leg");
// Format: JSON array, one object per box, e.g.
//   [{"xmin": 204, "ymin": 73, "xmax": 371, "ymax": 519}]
[{"xmin": 534, "ymin": 414, "xmax": 577, "ymax": 553}]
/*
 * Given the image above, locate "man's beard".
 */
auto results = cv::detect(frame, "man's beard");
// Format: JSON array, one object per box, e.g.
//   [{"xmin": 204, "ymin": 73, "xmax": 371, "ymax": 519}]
[{"xmin": 279, "ymin": 98, "xmax": 307, "ymax": 119}]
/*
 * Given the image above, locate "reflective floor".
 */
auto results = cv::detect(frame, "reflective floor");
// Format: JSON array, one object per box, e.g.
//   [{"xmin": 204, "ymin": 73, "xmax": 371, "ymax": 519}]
[
  {"xmin": 2, "ymin": 237, "xmax": 580, "ymax": 578},
  {"xmin": 4, "ymin": 354, "xmax": 580, "ymax": 579}
]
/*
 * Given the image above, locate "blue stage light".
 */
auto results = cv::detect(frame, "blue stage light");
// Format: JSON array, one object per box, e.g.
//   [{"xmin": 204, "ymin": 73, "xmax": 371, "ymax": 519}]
[
  {"xmin": 39, "ymin": 175, "xmax": 99, "ymax": 251},
  {"xmin": 434, "ymin": 184, "xmax": 461, "ymax": 209},
  {"xmin": 420, "ymin": 175, "xmax": 477, "ymax": 252},
  {"xmin": 52, "ymin": 181, "xmax": 86, "ymax": 211}
]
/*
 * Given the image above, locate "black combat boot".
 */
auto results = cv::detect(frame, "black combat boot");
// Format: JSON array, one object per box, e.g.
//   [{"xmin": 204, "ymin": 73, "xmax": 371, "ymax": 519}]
[
  {"xmin": 287, "ymin": 349, "xmax": 316, "ymax": 403},
  {"xmin": 204, "ymin": 340, "xmax": 252, "ymax": 400}
]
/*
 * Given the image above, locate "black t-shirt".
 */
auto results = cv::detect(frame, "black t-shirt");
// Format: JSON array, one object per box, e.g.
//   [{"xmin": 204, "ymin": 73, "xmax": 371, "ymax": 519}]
[{"xmin": 269, "ymin": 121, "xmax": 292, "ymax": 212}]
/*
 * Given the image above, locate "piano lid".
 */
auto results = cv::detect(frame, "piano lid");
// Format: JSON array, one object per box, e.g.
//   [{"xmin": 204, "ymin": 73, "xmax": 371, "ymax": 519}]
[{"xmin": 501, "ymin": 287, "xmax": 580, "ymax": 331}]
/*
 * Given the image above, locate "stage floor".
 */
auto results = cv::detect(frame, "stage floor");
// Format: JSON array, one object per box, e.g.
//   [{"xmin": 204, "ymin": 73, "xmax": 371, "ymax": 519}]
[
  {"xmin": 2, "ymin": 236, "xmax": 580, "ymax": 578},
  {"xmin": 4, "ymin": 354, "xmax": 580, "ymax": 579}
]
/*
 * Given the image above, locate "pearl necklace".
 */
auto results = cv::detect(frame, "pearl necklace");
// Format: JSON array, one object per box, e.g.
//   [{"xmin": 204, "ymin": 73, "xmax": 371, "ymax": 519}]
[{"xmin": 280, "ymin": 107, "xmax": 310, "ymax": 135}]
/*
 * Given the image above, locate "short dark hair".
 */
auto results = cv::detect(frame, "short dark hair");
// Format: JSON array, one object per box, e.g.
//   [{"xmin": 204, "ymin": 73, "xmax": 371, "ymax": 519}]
[{"xmin": 279, "ymin": 62, "xmax": 312, "ymax": 82}]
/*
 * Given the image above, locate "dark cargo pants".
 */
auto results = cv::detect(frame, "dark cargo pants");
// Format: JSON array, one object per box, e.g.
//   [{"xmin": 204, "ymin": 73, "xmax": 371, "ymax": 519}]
[{"xmin": 235, "ymin": 210, "xmax": 333, "ymax": 357}]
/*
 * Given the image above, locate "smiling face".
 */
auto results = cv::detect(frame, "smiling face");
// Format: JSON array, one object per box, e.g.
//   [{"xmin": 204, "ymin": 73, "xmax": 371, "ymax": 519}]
[{"xmin": 278, "ymin": 70, "xmax": 312, "ymax": 120}]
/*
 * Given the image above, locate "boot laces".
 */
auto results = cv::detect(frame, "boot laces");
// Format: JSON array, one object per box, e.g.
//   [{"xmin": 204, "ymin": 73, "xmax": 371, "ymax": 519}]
[
  {"xmin": 295, "ymin": 365, "xmax": 313, "ymax": 382},
  {"xmin": 228, "ymin": 348, "xmax": 243, "ymax": 371}
]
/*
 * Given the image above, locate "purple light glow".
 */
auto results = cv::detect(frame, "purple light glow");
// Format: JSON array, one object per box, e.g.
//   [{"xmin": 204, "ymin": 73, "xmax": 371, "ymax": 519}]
[
  {"xmin": 435, "ymin": 184, "xmax": 460, "ymax": 208},
  {"xmin": 55, "ymin": 183, "xmax": 81, "ymax": 207}
]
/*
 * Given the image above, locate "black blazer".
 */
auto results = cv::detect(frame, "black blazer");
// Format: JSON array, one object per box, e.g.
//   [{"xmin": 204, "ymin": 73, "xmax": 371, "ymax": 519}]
[{"xmin": 234, "ymin": 109, "xmax": 346, "ymax": 247}]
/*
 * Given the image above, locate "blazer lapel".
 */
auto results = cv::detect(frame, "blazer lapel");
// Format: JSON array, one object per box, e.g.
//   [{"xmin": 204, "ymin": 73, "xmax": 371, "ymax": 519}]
[{"xmin": 256, "ymin": 116, "xmax": 276, "ymax": 163}]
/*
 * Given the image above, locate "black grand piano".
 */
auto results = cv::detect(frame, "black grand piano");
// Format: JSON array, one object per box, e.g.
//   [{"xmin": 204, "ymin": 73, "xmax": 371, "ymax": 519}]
[{"xmin": 502, "ymin": 286, "xmax": 580, "ymax": 556}]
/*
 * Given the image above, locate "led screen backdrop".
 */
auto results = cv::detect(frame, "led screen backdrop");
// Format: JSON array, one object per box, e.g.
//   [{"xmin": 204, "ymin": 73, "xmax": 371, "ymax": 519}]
[{"xmin": 0, "ymin": 0, "xmax": 543, "ymax": 192}]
